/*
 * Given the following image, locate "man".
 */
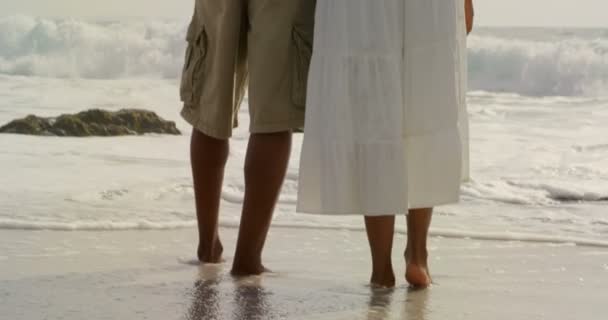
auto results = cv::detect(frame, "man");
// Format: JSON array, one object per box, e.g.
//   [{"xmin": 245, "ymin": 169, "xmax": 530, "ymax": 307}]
[
  {"xmin": 180, "ymin": 0, "xmax": 315, "ymax": 276},
  {"xmin": 466, "ymin": 0, "xmax": 474, "ymax": 34}
]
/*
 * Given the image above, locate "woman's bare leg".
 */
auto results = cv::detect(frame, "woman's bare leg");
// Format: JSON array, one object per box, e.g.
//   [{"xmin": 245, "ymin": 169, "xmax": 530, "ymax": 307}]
[
  {"xmin": 364, "ymin": 216, "xmax": 396, "ymax": 288},
  {"xmin": 405, "ymin": 208, "xmax": 433, "ymax": 287}
]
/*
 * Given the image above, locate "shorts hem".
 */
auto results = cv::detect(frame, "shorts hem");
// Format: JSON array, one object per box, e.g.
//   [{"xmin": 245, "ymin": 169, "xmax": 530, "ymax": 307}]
[
  {"xmin": 250, "ymin": 119, "xmax": 304, "ymax": 134},
  {"xmin": 181, "ymin": 107, "xmax": 233, "ymax": 140}
]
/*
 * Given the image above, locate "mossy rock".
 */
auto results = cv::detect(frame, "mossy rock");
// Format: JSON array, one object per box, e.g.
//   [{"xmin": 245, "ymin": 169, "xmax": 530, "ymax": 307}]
[
  {"xmin": 113, "ymin": 109, "xmax": 181, "ymax": 135},
  {"xmin": 51, "ymin": 115, "xmax": 91, "ymax": 137},
  {"xmin": 0, "ymin": 109, "xmax": 181, "ymax": 137},
  {"xmin": 76, "ymin": 109, "xmax": 116, "ymax": 126},
  {"xmin": 0, "ymin": 115, "xmax": 53, "ymax": 135}
]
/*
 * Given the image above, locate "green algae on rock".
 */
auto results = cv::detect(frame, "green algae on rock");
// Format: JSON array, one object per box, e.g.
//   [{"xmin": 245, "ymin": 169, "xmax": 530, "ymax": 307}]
[{"xmin": 0, "ymin": 109, "xmax": 181, "ymax": 136}]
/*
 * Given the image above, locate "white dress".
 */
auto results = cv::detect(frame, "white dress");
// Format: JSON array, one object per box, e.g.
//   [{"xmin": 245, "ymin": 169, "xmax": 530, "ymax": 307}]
[{"xmin": 297, "ymin": 0, "xmax": 469, "ymax": 215}]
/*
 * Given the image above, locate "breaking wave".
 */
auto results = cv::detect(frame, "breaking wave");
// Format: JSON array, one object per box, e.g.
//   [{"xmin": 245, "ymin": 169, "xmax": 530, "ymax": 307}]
[{"xmin": 2, "ymin": 16, "xmax": 608, "ymax": 96}]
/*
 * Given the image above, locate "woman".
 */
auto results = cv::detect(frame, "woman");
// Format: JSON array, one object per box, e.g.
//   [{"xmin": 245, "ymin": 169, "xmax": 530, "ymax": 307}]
[{"xmin": 298, "ymin": 0, "xmax": 475, "ymax": 288}]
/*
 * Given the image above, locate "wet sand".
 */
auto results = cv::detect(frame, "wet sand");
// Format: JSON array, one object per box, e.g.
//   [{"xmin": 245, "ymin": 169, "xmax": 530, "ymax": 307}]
[{"xmin": 1, "ymin": 227, "xmax": 607, "ymax": 319}]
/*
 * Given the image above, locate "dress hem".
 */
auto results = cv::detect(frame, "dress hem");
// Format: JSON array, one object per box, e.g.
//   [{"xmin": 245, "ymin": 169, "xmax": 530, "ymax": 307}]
[{"xmin": 295, "ymin": 195, "xmax": 460, "ymax": 216}]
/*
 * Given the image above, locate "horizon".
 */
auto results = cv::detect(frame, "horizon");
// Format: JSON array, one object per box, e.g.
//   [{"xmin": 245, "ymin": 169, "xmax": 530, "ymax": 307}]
[
  {"xmin": 2, "ymin": 0, "xmax": 608, "ymax": 28},
  {"xmin": 2, "ymin": 14, "xmax": 608, "ymax": 30}
]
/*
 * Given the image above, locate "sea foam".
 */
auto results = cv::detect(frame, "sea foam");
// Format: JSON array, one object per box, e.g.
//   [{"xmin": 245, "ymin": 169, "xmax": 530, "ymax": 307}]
[
  {"xmin": 0, "ymin": 15, "xmax": 186, "ymax": 79},
  {"xmin": 2, "ymin": 16, "xmax": 608, "ymax": 97},
  {"xmin": 468, "ymin": 33, "xmax": 608, "ymax": 96}
]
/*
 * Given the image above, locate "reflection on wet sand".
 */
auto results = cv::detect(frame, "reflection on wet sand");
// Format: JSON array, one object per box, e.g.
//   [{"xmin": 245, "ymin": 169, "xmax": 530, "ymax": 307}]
[
  {"xmin": 186, "ymin": 266, "xmax": 274, "ymax": 320},
  {"xmin": 403, "ymin": 288, "xmax": 430, "ymax": 320},
  {"xmin": 232, "ymin": 278, "xmax": 271, "ymax": 320},
  {"xmin": 366, "ymin": 288, "xmax": 394, "ymax": 320},
  {"xmin": 185, "ymin": 265, "xmax": 223, "ymax": 320},
  {"xmin": 185, "ymin": 265, "xmax": 431, "ymax": 320},
  {"xmin": 362, "ymin": 286, "xmax": 431, "ymax": 320}
]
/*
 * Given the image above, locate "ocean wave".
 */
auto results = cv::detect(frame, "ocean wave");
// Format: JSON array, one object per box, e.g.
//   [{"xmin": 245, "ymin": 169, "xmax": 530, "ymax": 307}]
[
  {"xmin": 510, "ymin": 182, "xmax": 608, "ymax": 203},
  {"xmin": 0, "ymin": 218, "xmax": 198, "ymax": 231},
  {"xmin": 468, "ymin": 34, "xmax": 608, "ymax": 96},
  {"xmin": 2, "ymin": 16, "xmax": 608, "ymax": 97},
  {"xmin": 1, "ymin": 218, "xmax": 607, "ymax": 247},
  {"xmin": 0, "ymin": 15, "xmax": 186, "ymax": 79},
  {"xmin": 462, "ymin": 179, "xmax": 608, "ymax": 205}
]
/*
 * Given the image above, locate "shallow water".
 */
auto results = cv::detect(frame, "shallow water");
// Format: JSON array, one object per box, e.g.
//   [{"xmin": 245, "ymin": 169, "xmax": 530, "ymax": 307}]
[{"xmin": 1, "ymin": 18, "xmax": 607, "ymax": 245}]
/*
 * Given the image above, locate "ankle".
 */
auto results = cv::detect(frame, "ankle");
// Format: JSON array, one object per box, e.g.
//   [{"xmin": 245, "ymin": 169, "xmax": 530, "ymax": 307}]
[
  {"xmin": 370, "ymin": 261, "xmax": 395, "ymax": 287},
  {"xmin": 199, "ymin": 231, "xmax": 221, "ymax": 246},
  {"xmin": 233, "ymin": 253, "xmax": 261, "ymax": 268},
  {"xmin": 371, "ymin": 269, "xmax": 396, "ymax": 288},
  {"xmin": 198, "ymin": 238, "xmax": 223, "ymax": 263},
  {"xmin": 231, "ymin": 259, "xmax": 267, "ymax": 276},
  {"xmin": 405, "ymin": 248, "xmax": 428, "ymax": 265}
]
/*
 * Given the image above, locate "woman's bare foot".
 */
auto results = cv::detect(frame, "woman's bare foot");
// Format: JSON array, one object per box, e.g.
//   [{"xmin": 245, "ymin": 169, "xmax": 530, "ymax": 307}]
[
  {"xmin": 370, "ymin": 264, "xmax": 396, "ymax": 288},
  {"xmin": 405, "ymin": 263, "xmax": 431, "ymax": 288},
  {"xmin": 364, "ymin": 215, "xmax": 396, "ymax": 288},
  {"xmin": 405, "ymin": 250, "xmax": 431, "ymax": 288},
  {"xmin": 197, "ymin": 240, "xmax": 224, "ymax": 264},
  {"xmin": 405, "ymin": 208, "xmax": 433, "ymax": 288}
]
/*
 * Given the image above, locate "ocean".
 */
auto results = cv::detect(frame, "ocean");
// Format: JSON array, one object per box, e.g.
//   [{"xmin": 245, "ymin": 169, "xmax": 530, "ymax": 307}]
[{"xmin": 1, "ymin": 15, "xmax": 607, "ymax": 246}]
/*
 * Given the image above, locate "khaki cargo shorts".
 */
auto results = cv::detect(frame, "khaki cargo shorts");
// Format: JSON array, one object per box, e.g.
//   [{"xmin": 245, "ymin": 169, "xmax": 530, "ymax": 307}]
[{"xmin": 179, "ymin": 0, "xmax": 316, "ymax": 139}]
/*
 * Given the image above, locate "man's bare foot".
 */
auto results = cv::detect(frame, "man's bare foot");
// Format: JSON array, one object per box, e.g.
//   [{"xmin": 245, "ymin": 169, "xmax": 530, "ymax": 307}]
[
  {"xmin": 197, "ymin": 241, "xmax": 224, "ymax": 264},
  {"xmin": 230, "ymin": 263, "xmax": 270, "ymax": 277},
  {"xmin": 370, "ymin": 270, "xmax": 396, "ymax": 288},
  {"xmin": 405, "ymin": 250, "xmax": 431, "ymax": 288}
]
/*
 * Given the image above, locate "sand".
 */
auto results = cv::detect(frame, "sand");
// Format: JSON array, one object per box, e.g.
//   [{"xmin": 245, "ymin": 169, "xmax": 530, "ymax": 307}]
[{"xmin": 1, "ymin": 226, "xmax": 607, "ymax": 320}]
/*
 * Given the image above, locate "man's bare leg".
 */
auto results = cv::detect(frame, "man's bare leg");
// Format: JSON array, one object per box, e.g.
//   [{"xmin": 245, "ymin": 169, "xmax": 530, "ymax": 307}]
[
  {"xmin": 364, "ymin": 216, "xmax": 396, "ymax": 288},
  {"xmin": 191, "ymin": 129, "xmax": 229, "ymax": 263},
  {"xmin": 231, "ymin": 131, "xmax": 292, "ymax": 276},
  {"xmin": 405, "ymin": 208, "xmax": 433, "ymax": 287}
]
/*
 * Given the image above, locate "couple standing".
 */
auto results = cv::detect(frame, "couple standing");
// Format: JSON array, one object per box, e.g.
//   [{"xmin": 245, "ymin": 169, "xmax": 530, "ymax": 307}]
[{"xmin": 180, "ymin": 0, "xmax": 474, "ymax": 288}]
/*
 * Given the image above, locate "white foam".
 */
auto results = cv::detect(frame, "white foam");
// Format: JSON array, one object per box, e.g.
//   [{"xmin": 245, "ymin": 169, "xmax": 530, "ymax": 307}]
[
  {"xmin": 2, "ymin": 218, "xmax": 607, "ymax": 248},
  {"xmin": 511, "ymin": 182, "xmax": 608, "ymax": 203},
  {"xmin": 3, "ymin": 16, "xmax": 608, "ymax": 97},
  {"xmin": 462, "ymin": 179, "xmax": 608, "ymax": 205},
  {"xmin": 468, "ymin": 32, "xmax": 608, "ymax": 96},
  {"xmin": 0, "ymin": 15, "xmax": 186, "ymax": 79},
  {"xmin": 0, "ymin": 218, "xmax": 197, "ymax": 231}
]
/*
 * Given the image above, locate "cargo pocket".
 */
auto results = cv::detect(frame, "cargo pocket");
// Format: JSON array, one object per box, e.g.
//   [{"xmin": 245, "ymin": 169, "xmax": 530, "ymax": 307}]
[
  {"xmin": 180, "ymin": 25, "xmax": 208, "ymax": 106},
  {"xmin": 291, "ymin": 27, "xmax": 313, "ymax": 110}
]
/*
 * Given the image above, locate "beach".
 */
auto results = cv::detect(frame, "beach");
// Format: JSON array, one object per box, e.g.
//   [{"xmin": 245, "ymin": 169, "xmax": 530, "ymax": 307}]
[
  {"xmin": 2, "ymin": 16, "xmax": 608, "ymax": 319},
  {"xmin": 1, "ymin": 227, "xmax": 607, "ymax": 319}
]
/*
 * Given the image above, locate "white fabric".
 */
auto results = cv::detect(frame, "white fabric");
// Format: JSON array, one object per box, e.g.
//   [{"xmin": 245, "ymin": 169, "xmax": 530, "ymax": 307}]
[{"xmin": 297, "ymin": 0, "xmax": 469, "ymax": 215}]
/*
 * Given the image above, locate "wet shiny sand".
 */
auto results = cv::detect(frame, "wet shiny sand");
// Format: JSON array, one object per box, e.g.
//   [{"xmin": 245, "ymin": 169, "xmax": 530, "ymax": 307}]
[{"xmin": 1, "ymin": 227, "xmax": 607, "ymax": 319}]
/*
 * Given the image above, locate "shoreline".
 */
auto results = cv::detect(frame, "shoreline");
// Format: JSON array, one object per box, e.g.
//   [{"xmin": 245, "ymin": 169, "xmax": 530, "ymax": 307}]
[{"xmin": 1, "ymin": 221, "xmax": 607, "ymax": 248}]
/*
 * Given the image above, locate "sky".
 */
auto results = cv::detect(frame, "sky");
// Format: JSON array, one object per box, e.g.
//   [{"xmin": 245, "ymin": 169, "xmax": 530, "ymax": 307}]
[{"xmin": 1, "ymin": 0, "xmax": 608, "ymax": 27}]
